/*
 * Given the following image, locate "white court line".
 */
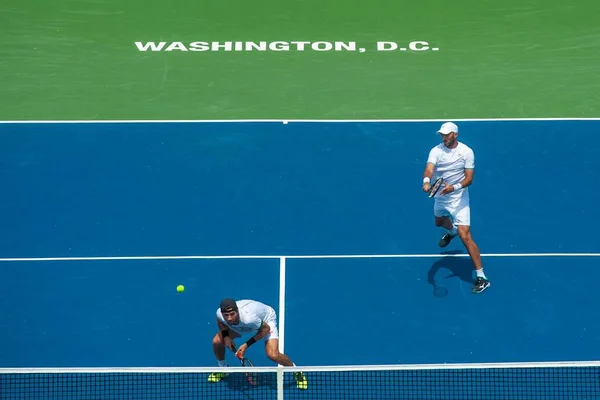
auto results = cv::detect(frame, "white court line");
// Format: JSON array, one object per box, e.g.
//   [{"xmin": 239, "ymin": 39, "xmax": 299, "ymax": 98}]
[
  {"xmin": 278, "ymin": 257, "xmax": 286, "ymax": 355},
  {"xmin": 0, "ymin": 253, "xmax": 599, "ymax": 262},
  {"xmin": 0, "ymin": 117, "xmax": 600, "ymax": 124},
  {"xmin": 276, "ymin": 258, "xmax": 287, "ymax": 400}
]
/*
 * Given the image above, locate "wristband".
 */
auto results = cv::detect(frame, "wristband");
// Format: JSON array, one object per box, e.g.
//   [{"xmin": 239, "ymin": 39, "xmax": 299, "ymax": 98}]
[
  {"xmin": 454, "ymin": 183, "xmax": 462, "ymax": 191},
  {"xmin": 423, "ymin": 177, "xmax": 430, "ymax": 184},
  {"xmin": 245, "ymin": 337, "xmax": 257, "ymax": 347},
  {"xmin": 221, "ymin": 330, "xmax": 229, "ymax": 338}
]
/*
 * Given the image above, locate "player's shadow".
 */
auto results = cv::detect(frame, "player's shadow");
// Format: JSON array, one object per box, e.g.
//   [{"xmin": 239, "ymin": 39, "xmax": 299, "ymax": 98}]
[{"xmin": 427, "ymin": 251, "xmax": 474, "ymax": 297}]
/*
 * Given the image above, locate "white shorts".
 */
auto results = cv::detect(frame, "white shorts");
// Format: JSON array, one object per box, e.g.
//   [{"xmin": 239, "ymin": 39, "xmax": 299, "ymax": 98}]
[
  {"xmin": 434, "ymin": 191, "xmax": 471, "ymax": 226},
  {"xmin": 263, "ymin": 317, "xmax": 279, "ymax": 341}
]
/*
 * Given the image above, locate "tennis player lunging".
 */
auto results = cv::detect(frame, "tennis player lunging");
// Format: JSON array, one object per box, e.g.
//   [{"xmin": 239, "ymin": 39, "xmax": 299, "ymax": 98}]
[
  {"xmin": 422, "ymin": 122, "xmax": 491, "ymax": 294},
  {"xmin": 208, "ymin": 298, "xmax": 307, "ymax": 389}
]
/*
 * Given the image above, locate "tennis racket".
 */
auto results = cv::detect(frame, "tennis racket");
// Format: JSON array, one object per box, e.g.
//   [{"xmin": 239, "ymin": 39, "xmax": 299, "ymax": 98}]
[
  {"xmin": 231, "ymin": 343, "xmax": 258, "ymax": 386},
  {"xmin": 428, "ymin": 177, "xmax": 444, "ymax": 198}
]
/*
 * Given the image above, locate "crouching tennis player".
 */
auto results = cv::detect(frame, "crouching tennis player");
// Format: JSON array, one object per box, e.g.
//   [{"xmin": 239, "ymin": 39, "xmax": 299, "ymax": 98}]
[{"xmin": 208, "ymin": 298, "xmax": 307, "ymax": 389}]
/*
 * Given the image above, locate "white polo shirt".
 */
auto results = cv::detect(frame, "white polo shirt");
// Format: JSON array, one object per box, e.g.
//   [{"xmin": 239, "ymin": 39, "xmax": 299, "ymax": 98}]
[
  {"xmin": 216, "ymin": 299, "xmax": 276, "ymax": 334},
  {"xmin": 427, "ymin": 142, "xmax": 474, "ymax": 201}
]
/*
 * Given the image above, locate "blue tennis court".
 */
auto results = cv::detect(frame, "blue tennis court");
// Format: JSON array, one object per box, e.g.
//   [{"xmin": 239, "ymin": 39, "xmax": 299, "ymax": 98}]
[{"xmin": 1, "ymin": 120, "xmax": 599, "ymax": 398}]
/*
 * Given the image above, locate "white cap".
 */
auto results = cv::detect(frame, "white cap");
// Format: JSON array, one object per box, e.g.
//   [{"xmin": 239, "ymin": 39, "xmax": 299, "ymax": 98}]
[{"xmin": 437, "ymin": 122, "xmax": 458, "ymax": 135}]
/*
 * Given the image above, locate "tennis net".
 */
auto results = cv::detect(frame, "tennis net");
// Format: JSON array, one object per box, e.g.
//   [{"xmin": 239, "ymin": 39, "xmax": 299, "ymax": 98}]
[{"xmin": 1, "ymin": 361, "xmax": 598, "ymax": 399}]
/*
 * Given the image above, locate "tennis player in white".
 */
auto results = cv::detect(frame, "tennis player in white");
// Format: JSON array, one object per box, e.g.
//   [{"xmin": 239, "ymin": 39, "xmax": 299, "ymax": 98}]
[
  {"xmin": 422, "ymin": 122, "xmax": 491, "ymax": 294},
  {"xmin": 208, "ymin": 298, "xmax": 307, "ymax": 389}
]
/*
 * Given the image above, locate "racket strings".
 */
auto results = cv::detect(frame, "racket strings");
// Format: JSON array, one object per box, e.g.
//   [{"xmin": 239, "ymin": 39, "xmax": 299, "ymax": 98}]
[{"xmin": 429, "ymin": 178, "xmax": 444, "ymax": 197}]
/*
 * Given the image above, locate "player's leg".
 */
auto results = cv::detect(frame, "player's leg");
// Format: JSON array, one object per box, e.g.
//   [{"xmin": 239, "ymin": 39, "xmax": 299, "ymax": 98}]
[
  {"xmin": 208, "ymin": 330, "xmax": 241, "ymax": 382},
  {"xmin": 261, "ymin": 319, "xmax": 293, "ymax": 366},
  {"xmin": 263, "ymin": 319, "xmax": 307, "ymax": 389},
  {"xmin": 212, "ymin": 329, "xmax": 241, "ymax": 363},
  {"xmin": 435, "ymin": 215, "xmax": 454, "ymax": 230},
  {"xmin": 264, "ymin": 339, "xmax": 308, "ymax": 389},
  {"xmin": 264, "ymin": 339, "xmax": 294, "ymax": 366},
  {"xmin": 434, "ymin": 201, "xmax": 458, "ymax": 247},
  {"xmin": 453, "ymin": 202, "xmax": 490, "ymax": 294}
]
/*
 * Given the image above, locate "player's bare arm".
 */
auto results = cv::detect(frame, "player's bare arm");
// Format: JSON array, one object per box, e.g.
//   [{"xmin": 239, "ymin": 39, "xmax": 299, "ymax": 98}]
[
  {"xmin": 462, "ymin": 168, "xmax": 474, "ymax": 188},
  {"xmin": 217, "ymin": 318, "xmax": 234, "ymax": 349},
  {"xmin": 253, "ymin": 321, "xmax": 271, "ymax": 341},
  {"xmin": 422, "ymin": 162, "xmax": 435, "ymax": 192},
  {"xmin": 441, "ymin": 169, "xmax": 474, "ymax": 195},
  {"xmin": 235, "ymin": 321, "xmax": 270, "ymax": 358}
]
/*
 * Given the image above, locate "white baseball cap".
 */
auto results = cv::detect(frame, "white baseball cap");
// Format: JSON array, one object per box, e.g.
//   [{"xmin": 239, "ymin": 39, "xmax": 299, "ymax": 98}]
[{"xmin": 437, "ymin": 122, "xmax": 458, "ymax": 135}]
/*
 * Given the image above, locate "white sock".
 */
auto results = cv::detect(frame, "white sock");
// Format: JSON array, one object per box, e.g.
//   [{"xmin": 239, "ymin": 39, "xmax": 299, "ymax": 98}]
[
  {"xmin": 218, "ymin": 359, "xmax": 228, "ymax": 367},
  {"xmin": 476, "ymin": 268, "xmax": 486, "ymax": 279},
  {"xmin": 444, "ymin": 225, "xmax": 458, "ymax": 236}
]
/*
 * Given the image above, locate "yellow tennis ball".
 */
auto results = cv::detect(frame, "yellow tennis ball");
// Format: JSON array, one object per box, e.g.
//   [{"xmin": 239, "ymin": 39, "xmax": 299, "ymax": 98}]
[{"xmin": 176, "ymin": 285, "xmax": 185, "ymax": 293}]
